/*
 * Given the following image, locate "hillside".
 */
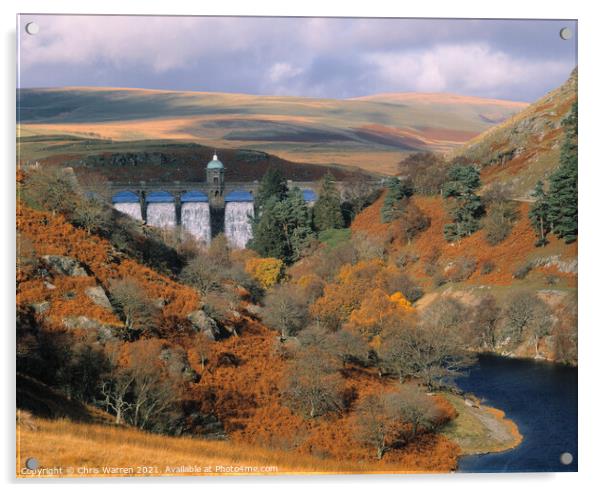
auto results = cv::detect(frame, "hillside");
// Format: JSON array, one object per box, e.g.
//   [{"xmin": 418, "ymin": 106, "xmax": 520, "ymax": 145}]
[
  {"xmin": 17, "ymin": 87, "xmax": 527, "ymax": 174},
  {"xmin": 352, "ymin": 192, "xmax": 577, "ymax": 362},
  {"xmin": 450, "ymin": 68, "xmax": 577, "ymax": 199},
  {"xmin": 16, "ymin": 136, "xmax": 373, "ymax": 184}
]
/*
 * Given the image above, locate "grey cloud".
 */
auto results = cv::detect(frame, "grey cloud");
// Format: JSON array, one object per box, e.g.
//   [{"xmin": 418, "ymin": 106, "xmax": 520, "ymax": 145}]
[{"xmin": 17, "ymin": 15, "xmax": 577, "ymax": 101}]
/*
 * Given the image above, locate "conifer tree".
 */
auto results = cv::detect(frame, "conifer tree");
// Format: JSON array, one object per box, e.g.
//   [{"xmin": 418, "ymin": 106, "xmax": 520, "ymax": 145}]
[
  {"xmin": 548, "ymin": 102, "xmax": 578, "ymax": 243},
  {"xmin": 313, "ymin": 172, "xmax": 344, "ymax": 231},
  {"xmin": 255, "ymin": 167, "xmax": 288, "ymax": 209},
  {"xmin": 529, "ymin": 180, "xmax": 551, "ymax": 247},
  {"xmin": 381, "ymin": 177, "xmax": 413, "ymax": 223},
  {"xmin": 249, "ymin": 188, "xmax": 314, "ymax": 264},
  {"xmin": 442, "ymin": 165, "xmax": 483, "ymax": 242}
]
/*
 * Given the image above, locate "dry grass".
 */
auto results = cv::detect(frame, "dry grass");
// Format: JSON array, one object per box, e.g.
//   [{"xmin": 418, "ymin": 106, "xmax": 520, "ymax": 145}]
[{"xmin": 16, "ymin": 416, "xmax": 442, "ymax": 478}]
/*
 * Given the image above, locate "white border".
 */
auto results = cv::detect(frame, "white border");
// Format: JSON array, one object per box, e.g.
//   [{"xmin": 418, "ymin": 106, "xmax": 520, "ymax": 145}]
[{"xmin": 3, "ymin": 1, "xmax": 601, "ymax": 491}]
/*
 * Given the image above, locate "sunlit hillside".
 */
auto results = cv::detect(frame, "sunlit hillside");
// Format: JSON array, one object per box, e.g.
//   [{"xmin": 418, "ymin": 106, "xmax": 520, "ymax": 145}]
[{"xmin": 450, "ymin": 68, "xmax": 577, "ymax": 198}]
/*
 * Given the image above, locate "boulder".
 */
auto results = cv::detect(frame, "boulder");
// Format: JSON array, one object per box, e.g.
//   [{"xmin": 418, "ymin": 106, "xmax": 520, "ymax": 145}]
[
  {"xmin": 31, "ymin": 301, "xmax": 50, "ymax": 315},
  {"xmin": 187, "ymin": 309, "xmax": 219, "ymax": 340},
  {"xmin": 41, "ymin": 255, "xmax": 88, "ymax": 277},
  {"xmin": 63, "ymin": 316, "xmax": 108, "ymax": 330},
  {"xmin": 85, "ymin": 285, "xmax": 113, "ymax": 310}
]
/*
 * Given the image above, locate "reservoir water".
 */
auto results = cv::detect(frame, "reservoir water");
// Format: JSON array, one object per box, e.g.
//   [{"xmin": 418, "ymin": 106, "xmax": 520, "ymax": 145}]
[{"xmin": 456, "ymin": 354, "xmax": 577, "ymax": 473}]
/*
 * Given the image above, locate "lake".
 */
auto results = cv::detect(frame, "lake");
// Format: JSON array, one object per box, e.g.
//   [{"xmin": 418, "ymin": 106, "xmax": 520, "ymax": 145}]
[{"xmin": 456, "ymin": 354, "xmax": 578, "ymax": 473}]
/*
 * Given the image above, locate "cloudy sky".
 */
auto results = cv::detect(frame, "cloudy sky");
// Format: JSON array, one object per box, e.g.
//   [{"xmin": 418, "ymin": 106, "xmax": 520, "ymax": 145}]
[{"xmin": 17, "ymin": 15, "xmax": 577, "ymax": 102}]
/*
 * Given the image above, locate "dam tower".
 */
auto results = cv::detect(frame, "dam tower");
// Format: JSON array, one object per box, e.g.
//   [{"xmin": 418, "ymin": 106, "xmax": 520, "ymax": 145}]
[{"xmin": 206, "ymin": 152, "xmax": 225, "ymax": 208}]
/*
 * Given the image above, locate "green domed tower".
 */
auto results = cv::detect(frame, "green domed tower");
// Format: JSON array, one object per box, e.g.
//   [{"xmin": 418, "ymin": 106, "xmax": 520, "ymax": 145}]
[{"xmin": 206, "ymin": 152, "xmax": 225, "ymax": 206}]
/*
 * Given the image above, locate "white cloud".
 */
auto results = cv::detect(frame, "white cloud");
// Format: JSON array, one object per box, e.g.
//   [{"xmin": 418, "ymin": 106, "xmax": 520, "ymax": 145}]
[
  {"xmin": 268, "ymin": 62, "xmax": 303, "ymax": 83},
  {"xmin": 368, "ymin": 43, "xmax": 571, "ymax": 98}
]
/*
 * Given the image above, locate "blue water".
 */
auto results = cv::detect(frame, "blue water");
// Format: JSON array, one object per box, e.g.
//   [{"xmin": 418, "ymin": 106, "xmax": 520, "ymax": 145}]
[{"xmin": 456, "ymin": 354, "xmax": 578, "ymax": 473}]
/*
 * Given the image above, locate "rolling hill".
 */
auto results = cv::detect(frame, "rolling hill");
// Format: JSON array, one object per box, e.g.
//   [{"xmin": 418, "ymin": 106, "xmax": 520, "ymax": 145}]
[
  {"xmin": 17, "ymin": 87, "xmax": 527, "ymax": 174},
  {"xmin": 450, "ymin": 68, "xmax": 577, "ymax": 199}
]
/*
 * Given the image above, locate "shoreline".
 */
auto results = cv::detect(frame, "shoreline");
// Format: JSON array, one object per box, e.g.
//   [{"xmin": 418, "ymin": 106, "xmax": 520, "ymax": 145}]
[{"xmin": 440, "ymin": 393, "xmax": 523, "ymax": 457}]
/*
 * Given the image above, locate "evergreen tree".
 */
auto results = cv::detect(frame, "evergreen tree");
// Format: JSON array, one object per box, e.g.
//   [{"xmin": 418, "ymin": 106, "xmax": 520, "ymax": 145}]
[
  {"xmin": 442, "ymin": 165, "xmax": 483, "ymax": 242},
  {"xmin": 256, "ymin": 167, "xmax": 288, "ymax": 209},
  {"xmin": 313, "ymin": 172, "xmax": 344, "ymax": 231},
  {"xmin": 249, "ymin": 196, "xmax": 288, "ymax": 260},
  {"xmin": 381, "ymin": 177, "xmax": 413, "ymax": 223},
  {"xmin": 528, "ymin": 180, "xmax": 551, "ymax": 247},
  {"xmin": 249, "ymin": 188, "xmax": 315, "ymax": 264},
  {"xmin": 548, "ymin": 102, "xmax": 578, "ymax": 243}
]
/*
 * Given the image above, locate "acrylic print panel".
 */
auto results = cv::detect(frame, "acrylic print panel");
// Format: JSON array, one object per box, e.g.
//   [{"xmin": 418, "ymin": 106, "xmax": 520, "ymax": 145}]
[{"xmin": 16, "ymin": 14, "xmax": 577, "ymax": 477}]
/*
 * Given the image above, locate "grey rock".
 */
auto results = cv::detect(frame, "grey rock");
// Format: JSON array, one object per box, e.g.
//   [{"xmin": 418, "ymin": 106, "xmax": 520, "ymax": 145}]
[
  {"xmin": 187, "ymin": 309, "xmax": 219, "ymax": 340},
  {"xmin": 41, "ymin": 255, "xmax": 88, "ymax": 277},
  {"xmin": 245, "ymin": 303, "xmax": 262, "ymax": 316},
  {"xmin": 31, "ymin": 301, "xmax": 50, "ymax": 314},
  {"xmin": 85, "ymin": 285, "xmax": 113, "ymax": 310},
  {"xmin": 62, "ymin": 316, "xmax": 105, "ymax": 330}
]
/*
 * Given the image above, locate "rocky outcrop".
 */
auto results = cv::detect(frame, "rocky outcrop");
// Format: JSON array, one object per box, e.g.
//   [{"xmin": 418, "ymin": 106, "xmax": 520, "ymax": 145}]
[
  {"xmin": 531, "ymin": 255, "xmax": 578, "ymax": 274},
  {"xmin": 85, "ymin": 286, "xmax": 113, "ymax": 310},
  {"xmin": 62, "ymin": 316, "xmax": 114, "ymax": 331},
  {"xmin": 187, "ymin": 309, "xmax": 220, "ymax": 340},
  {"xmin": 41, "ymin": 255, "xmax": 88, "ymax": 277}
]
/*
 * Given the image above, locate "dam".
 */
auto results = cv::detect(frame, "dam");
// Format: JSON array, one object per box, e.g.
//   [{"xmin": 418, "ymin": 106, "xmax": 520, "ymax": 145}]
[{"xmin": 110, "ymin": 153, "xmax": 319, "ymax": 248}]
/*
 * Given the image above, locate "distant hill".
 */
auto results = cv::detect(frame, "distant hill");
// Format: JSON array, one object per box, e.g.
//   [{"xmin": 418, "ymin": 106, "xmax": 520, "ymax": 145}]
[
  {"xmin": 16, "ymin": 135, "xmax": 373, "ymax": 184},
  {"xmin": 17, "ymin": 87, "xmax": 527, "ymax": 174},
  {"xmin": 450, "ymin": 68, "xmax": 577, "ymax": 199}
]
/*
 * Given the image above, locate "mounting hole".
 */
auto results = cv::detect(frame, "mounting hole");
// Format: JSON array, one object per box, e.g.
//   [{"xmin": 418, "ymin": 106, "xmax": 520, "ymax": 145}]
[
  {"xmin": 25, "ymin": 457, "xmax": 39, "ymax": 470},
  {"xmin": 560, "ymin": 452, "xmax": 573, "ymax": 465},
  {"xmin": 559, "ymin": 27, "xmax": 573, "ymax": 40},
  {"xmin": 25, "ymin": 22, "xmax": 39, "ymax": 35}
]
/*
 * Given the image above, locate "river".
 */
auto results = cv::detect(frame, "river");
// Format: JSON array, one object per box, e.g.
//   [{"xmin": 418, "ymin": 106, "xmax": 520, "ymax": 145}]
[{"xmin": 456, "ymin": 354, "xmax": 578, "ymax": 473}]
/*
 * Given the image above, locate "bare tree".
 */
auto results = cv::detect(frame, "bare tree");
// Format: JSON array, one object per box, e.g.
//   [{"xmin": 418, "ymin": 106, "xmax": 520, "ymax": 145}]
[
  {"xmin": 354, "ymin": 385, "xmax": 444, "ymax": 459},
  {"xmin": 263, "ymin": 283, "xmax": 308, "ymax": 339},
  {"xmin": 385, "ymin": 384, "xmax": 444, "ymax": 443},
  {"xmin": 379, "ymin": 301, "xmax": 475, "ymax": 389},
  {"xmin": 109, "ymin": 278, "xmax": 160, "ymax": 335},
  {"xmin": 470, "ymin": 295, "xmax": 501, "ymax": 350},
  {"xmin": 282, "ymin": 347, "xmax": 344, "ymax": 418},
  {"xmin": 99, "ymin": 343, "xmax": 134, "ymax": 425},
  {"xmin": 354, "ymin": 393, "xmax": 392, "ymax": 459},
  {"xmin": 180, "ymin": 255, "xmax": 221, "ymax": 296},
  {"xmin": 100, "ymin": 370, "xmax": 134, "ymax": 425},
  {"xmin": 504, "ymin": 292, "xmax": 551, "ymax": 353}
]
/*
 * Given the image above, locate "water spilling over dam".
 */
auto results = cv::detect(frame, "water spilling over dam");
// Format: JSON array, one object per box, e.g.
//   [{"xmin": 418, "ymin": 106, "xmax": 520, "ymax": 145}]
[
  {"xmin": 180, "ymin": 191, "xmax": 211, "ymax": 244},
  {"xmin": 146, "ymin": 191, "xmax": 176, "ymax": 229},
  {"xmin": 112, "ymin": 191, "xmax": 142, "ymax": 221},
  {"xmin": 224, "ymin": 191, "xmax": 255, "ymax": 249}
]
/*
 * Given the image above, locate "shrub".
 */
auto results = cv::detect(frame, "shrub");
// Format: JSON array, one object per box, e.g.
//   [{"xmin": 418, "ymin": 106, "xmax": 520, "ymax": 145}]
[
  {"xmin": 423, "ymin": 247, "xmax": 441, "ymax": 277},
  {"xmin": 513, "ymin": 261, "xmax": 533, "ymax": 279},
  {"xmin": 480, "ymin": 260, "xmax": 495, "ymax": 275},
  {"xmin": 397, "ymin": 153, "xmax": 449, "ymax": 195},
  {"xmin": 385, "ymin": 274, "xmax": 424, "ymax": 303},
  {"xmin": 244, "ymin": 257, "xmax": 284, "ymax": 290},
  {"xmin": 483, "ymin": 201, "xmax": 519, "ymax": 246},
  {"xmin": 395, "ymin": 252, "xmax": 419, "ymax": 269}
]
